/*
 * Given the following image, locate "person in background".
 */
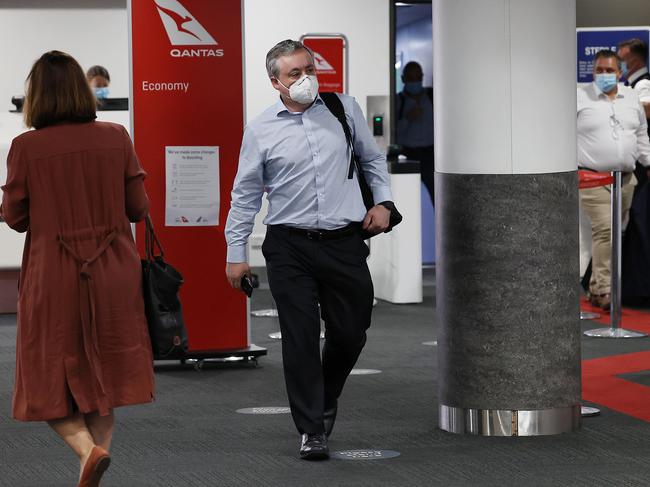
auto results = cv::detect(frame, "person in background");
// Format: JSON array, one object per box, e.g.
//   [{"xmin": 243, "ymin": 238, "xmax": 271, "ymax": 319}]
[
  {"xmin": 617, "ymin": 39, "xmax": 650, "ymax": 301},
  {"xmin": 225, "ymin": 39, "xmax": 393, "ymax": 460},
  {"xmin": 86, "ymin": 65, "xmax": 111, "ymax": 100},
  {"xmin": 618, "ymin": 38, "xmax": 650, "ymax": 126},
  {"xmin": 395, "ymin": 61, "xmax": 434, "ymax": 205},
  {"xmin": 1, "ymin": 51, "xmax": 154, "ymax": 486},
  {"xmin": 577, "ymin": 49, "xmax": 650, "ymax": 310}
]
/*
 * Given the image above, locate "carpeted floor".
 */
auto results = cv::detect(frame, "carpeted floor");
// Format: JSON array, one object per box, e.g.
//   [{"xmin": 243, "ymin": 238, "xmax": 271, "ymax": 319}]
[{"xmin": 1, "ymin": 268, "xmax": 650, "ymax": 486}]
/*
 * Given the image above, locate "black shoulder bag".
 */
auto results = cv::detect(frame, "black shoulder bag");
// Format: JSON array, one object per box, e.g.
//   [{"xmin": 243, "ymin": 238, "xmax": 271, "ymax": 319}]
[
  {"xmin": 141, "ymin": 215, "xmax": 189, "ymax": 359},
  {"xmin": 319, "ymin": 92, "xmax": 402, "ymax": 239}
]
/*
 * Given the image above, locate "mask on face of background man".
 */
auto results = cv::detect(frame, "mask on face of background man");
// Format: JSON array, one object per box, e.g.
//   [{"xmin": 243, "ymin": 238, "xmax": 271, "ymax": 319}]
[
  {"xmin": 620, "ymin": 61, "xmax": 629, "ymax": 79},
  {"xmin": 404, "ymin": 81, "xmax": 423, "ymax": 96}
]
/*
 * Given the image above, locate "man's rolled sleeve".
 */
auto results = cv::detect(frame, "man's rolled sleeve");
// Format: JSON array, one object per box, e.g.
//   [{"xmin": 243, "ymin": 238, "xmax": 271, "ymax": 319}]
[
  {"xmin": 348, "ymin": 98, "xmax": 393, "ymax": 204},
  {"xmin": 636, "ymin": 79, "xmax": 650, "ymax": 104},
  {"xmin": 225, "ymin": 126, "xmax": 265, "ymax": 263}
]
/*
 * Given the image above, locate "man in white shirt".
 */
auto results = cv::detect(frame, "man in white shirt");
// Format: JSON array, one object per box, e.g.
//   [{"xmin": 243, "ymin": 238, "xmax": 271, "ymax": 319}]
[
  {"xmin": 618, "ymin": 38, "xmax": 650, "ymax": 125},
  {"xmin": 577, "ymin": 49, "xmax": 650, "ymax": 310}
]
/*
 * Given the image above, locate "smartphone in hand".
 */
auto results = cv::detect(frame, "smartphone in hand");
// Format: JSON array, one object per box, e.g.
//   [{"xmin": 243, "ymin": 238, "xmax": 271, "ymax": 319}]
[{"xmin": 240, "ymin": 275, "xmax": 253, "ymax": 298}]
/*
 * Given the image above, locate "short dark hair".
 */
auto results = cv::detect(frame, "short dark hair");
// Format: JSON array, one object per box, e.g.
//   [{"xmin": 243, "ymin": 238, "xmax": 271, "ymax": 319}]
[
  {"xmin": 593, "ymin": 49, "xmax": 622, "ymax": 70},
  {"xmin": 86, "ymin": 65, "xmax": 111, "ymax": 82},
  {"xmin": 265, "ymin": 40, "xmax": 314, "ymax": 79},
  {"xmin": 24, "ymin": 51, "xmax": 97, "ymax": 129},
  {"xmin": 402, "ymin": 61, "xmax": 423, "ymax": 77},
  {"xmin": 618, "ymin": 38, "xmax": 649, "ymax": 63}
]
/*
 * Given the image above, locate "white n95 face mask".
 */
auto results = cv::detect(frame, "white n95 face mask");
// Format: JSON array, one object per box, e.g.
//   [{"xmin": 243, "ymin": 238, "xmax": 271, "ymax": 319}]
[{"xmin": 283, "ymin": 75, "xmax": 319, "ymax": 104}]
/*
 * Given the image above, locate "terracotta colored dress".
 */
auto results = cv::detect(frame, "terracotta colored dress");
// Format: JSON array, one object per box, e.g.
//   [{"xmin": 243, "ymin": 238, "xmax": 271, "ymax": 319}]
[{"xmin": 0, "ymin": 121, "xmax": 155, "ymax": 421}]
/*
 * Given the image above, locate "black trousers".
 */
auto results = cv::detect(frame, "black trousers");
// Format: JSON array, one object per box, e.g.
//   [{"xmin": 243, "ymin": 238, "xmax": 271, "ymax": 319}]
[
  {"xmin": 402, "ymin": 145, "xmax": 434, "ymax": 206},
  {"xmin": 262, "ymin": 225, "xmax": 374, "ymax": 434}
]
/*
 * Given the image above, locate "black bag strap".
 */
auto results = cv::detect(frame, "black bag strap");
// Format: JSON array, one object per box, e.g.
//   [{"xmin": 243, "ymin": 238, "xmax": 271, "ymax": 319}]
[
  {"xmin": 144, "ymin": 215, "xmax": 165, "ymax": 262},
  {"xmin": 319, "ymin": 92, "xmax": 356, "ymax": 180}
]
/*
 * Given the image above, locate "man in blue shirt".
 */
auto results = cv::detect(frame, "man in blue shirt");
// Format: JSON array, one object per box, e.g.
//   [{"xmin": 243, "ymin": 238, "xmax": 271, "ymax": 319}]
[
  {"xmin": 225, "ymin": 39, "xmax": 393, "ymax": 460},
  {"xmin": 396, "ymin": 61, "xmax": 434, "ymax": 205}
]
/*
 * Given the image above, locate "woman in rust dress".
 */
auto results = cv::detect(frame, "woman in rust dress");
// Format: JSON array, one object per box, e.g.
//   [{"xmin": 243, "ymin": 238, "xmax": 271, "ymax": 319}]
[{"xmin": 0, "ymin": 51, "xmax": 155, "ymax": 486}]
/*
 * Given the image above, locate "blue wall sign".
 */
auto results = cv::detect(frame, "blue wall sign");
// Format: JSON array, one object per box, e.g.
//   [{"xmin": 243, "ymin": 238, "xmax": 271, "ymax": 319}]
[{"xmin": 577, "ymin": 28, "xmax": 650, "ymax": 83}]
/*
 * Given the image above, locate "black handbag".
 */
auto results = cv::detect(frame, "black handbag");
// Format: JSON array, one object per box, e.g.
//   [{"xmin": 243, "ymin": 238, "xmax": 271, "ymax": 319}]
[
  {"xmin": 141, "ymin": 215, "xmax": 189, "ymax": 359},
  {"xmin": 320, "ymin": 92, "xmax": 403, "ymax": 239}
]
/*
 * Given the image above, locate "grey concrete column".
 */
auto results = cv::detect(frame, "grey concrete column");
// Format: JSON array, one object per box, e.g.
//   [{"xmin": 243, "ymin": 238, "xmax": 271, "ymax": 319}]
[{"xmin": 434, "ymin": 0, "xmax": 581, "ymax": 436}]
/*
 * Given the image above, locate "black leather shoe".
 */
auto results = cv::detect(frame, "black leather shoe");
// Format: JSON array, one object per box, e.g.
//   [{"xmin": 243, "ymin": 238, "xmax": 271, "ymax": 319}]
[
  {"xmin": 300, "ymin": 433, "xmax": 329, "ymax": 460},
  {"xmin": 324, "ymin": 405, "xmax": 338, "ymax": 437}
]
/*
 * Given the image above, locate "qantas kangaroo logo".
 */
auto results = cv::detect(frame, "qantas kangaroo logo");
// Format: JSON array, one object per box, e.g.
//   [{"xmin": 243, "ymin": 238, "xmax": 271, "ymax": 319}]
[
  {"xmin": 155, "ymin": 0, "xmax": 217, "ymax": 46},
  {"xmin": 313, "ymin": 52, "xmax": 336, "ymax": 73}
]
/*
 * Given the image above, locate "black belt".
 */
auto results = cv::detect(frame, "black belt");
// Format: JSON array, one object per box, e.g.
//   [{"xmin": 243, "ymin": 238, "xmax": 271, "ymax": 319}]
[{"xmin": 271, "ymin": 223, "xmax": 359, "ymax": 240}]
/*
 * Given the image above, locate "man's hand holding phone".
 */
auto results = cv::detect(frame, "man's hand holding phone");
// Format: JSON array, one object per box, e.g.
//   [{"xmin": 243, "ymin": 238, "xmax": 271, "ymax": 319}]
[{"xmin": 226, "ymin": 262, "xmax": 252, "ymax": 297}]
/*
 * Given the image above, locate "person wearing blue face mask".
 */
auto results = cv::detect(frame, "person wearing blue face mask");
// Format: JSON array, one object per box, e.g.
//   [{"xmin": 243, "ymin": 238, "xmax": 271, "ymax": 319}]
[
  {"xmin": 577, "ymin": 49, "xmax": 650, "ymax": 310},
  {"xmin": 86, "ymin": 65, "xmax": 111, "ymax": 100},
  {"xmin": 396, "ymin": 61, "xmax": 434, "ymax": 205},
  {"xmin": 618, "ymin": 39, "xmax": 650, "ymax": 133}
]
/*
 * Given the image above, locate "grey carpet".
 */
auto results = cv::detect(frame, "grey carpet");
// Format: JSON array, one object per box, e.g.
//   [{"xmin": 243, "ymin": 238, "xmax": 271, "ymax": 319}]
[{"xmin": 1, "ymin": 268, "xmax": 650, "ymax": 487}]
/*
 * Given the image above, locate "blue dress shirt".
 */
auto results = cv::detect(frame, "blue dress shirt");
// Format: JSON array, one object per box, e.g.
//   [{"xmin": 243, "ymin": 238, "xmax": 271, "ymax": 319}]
[{"xmin": 225, "ymin": 94, "xmax": 393, "ymax": 263}]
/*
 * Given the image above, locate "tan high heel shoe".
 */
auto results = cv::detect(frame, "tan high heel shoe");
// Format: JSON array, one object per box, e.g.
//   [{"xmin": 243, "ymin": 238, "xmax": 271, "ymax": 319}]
[{"xmin": 78, "ymin": 446, "xmax": 111, "ymax": 487}]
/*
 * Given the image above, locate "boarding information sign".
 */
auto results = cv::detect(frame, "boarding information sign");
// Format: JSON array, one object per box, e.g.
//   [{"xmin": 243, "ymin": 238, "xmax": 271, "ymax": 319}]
[
  {"xmin": 577, "ymin": 27, "xmax": 650, "ymax": 83},
  {"xmin": 165, "ymin": 146, "xmax": 219, "ymax": 227}
]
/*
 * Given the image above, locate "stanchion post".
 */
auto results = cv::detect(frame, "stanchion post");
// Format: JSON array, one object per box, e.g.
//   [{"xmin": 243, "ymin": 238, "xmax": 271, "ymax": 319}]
[{"xmin": 584, "ymin": 172, "xmax": 647, "ymax": 338}]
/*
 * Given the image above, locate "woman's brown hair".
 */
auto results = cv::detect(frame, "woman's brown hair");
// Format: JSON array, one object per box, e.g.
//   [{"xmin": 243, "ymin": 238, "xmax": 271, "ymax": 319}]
[{"xmin": 24, "ymin": 50, "xmax": 96, "ymax": 129}]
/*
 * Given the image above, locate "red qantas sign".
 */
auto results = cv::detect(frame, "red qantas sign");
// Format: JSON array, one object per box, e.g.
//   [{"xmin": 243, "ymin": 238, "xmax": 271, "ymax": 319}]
[
  {"xmin": 302, "ymin": 36, "xmax": 347, "ymax": 93},
  {"xmin": 130, "ymin": 0, "xmax": 247, "ymax": 351}
]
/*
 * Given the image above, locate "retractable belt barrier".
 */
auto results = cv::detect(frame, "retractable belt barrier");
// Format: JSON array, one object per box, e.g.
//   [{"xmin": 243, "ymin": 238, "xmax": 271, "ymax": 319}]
[
  {"xmin": 580, "ymin": 171, "xmax": 647, "ymax": 338},
  {"xmin": 578, "ymin": 170, "xmax": 614, "ymax": 190}
]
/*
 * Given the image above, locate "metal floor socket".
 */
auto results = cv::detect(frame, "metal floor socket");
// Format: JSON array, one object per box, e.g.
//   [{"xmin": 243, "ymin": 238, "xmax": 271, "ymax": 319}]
[
  {"xmin": 350, "ymin": 369, "xmax": 382, "ymax": 375},
  {"xmin": 332, "ymin": 450, "xmax": 401, "ymax": 460},
  {"xmin": 236, "ymin": 407, "xmax": 291, "ymax": 415},
  {"xmin": 581, "ymin": 406, "xmax": 601, "ymax": 417},
  {"xmin": 580, "ymin": 311, "xmax": 600, "ymax": 320},
  {"xmin": 268, "ymin": 331, "xmax": 325, "ymax": 340},
  {"xmin": 251, "ymin": 309, "xmax": 279, "ymax": 317}
]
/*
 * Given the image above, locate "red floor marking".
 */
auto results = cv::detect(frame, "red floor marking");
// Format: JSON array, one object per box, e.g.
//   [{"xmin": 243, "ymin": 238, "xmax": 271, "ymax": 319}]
[
  {"xmin": 581, "ymin": 298, "xmax": 650, "ymax": 421},
  {"xmin": 583, "ymin": 351, "xmax": 650, "ymax": 422}
]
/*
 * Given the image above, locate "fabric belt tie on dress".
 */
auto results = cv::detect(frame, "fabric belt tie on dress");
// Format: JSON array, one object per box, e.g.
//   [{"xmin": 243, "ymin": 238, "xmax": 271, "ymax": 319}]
[{"xmin": 58, "ymin": 230, "xmax": 117, "ymax": 413}]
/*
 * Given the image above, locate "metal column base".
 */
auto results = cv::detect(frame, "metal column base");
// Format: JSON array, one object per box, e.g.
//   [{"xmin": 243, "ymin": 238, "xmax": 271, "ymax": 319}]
[
  {"xmin": 439, "ymin": 405, "xmax": 580, "ymax": 436},
  {"xmin": 583, "ymin": 327, "xmax": 647, "ymax": 338}
]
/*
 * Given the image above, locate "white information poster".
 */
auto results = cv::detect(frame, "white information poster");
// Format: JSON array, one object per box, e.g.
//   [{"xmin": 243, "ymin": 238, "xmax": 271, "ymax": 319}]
[{"xmin": 165, "ymin": 146, "xmax": 220, "ymax": 226}]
